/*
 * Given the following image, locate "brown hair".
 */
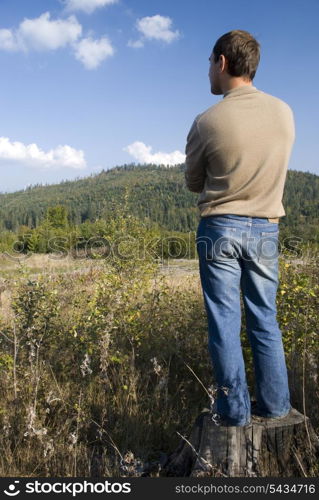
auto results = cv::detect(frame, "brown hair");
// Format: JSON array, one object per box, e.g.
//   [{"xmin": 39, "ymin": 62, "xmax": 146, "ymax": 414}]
[{"xmin": 213, "ymin": 30, "xmax": 260, "ymax": 80}]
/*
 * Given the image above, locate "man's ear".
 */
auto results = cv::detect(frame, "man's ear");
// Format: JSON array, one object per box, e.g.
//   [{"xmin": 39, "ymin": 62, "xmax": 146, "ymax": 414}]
[{"xmin": 219, "ymin": 54, "xmax": 228, "ymax": 73}]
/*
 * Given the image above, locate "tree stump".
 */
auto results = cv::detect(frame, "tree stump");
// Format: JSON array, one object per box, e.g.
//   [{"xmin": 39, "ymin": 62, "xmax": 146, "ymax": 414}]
[{"xmin": 161, "ymin": 408, "xmax": 319, "ymax": 477}]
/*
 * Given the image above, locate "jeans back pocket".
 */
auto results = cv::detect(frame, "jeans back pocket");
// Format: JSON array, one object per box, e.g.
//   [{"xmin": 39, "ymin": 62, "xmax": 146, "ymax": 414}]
[
  {"xmin": 258, "ymin": 230, "xmax": 279, "ymax": 263},
  {"xmin": 197, "ymin": 225, "xmax": 238, "ymax": 261}
]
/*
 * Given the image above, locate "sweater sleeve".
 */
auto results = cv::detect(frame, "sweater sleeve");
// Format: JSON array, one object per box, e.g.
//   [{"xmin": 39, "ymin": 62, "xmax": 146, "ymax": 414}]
[{"xmin": 184, "ymin": 118, "xmax": 207, "ymax": 193}]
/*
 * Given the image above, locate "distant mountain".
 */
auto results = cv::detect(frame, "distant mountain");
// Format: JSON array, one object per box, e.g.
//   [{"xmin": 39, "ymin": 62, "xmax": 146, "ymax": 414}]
[{"xmin": 0, "ymin": 164, "xmax": 318, "ymax": 240}]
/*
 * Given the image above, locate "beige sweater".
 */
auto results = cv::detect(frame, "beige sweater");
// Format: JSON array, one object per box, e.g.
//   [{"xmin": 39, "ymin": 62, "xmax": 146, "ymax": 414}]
[{"xmin": 185, "ymin": 85, "xmax": 295, "ymax": 218}]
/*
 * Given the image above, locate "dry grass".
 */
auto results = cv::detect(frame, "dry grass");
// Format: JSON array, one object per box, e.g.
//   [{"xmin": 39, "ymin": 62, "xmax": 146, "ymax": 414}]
[
  {"xmin": 0, "ymin": 254, "xmax": 317, "ymax": 477},
  {"xmin": 0, "ymin": 253, "xmax": 104, "ymax": 279}
]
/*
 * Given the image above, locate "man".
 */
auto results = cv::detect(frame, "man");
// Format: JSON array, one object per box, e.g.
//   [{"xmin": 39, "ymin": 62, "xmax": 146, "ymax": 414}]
[{"xmin": 185, "ymin": 30, "xmax": 295, "ymax": 426}]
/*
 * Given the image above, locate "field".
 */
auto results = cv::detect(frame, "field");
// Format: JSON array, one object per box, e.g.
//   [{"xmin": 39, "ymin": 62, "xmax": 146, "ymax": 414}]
[{"xmin": 0, "ymin": 249, "xmax": 318, "ymax": 477}]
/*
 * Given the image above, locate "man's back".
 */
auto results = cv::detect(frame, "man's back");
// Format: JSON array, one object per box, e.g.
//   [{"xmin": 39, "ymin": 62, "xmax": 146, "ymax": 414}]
[{"xmin": 185, "ymin": 85, "xmax": 295, "ymax": 218}]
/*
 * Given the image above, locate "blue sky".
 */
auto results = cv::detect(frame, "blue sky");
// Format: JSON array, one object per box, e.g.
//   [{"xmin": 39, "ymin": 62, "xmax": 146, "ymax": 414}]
[{"xmin": 0, "ymin": 0, "xmax": 318, "ymax": 193}]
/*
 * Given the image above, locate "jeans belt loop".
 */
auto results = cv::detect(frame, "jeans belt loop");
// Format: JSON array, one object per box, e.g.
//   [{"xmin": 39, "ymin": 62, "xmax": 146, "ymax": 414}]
[{"xmin": 267, "ymin": 217, "xmax": 279, "ymax": 223}]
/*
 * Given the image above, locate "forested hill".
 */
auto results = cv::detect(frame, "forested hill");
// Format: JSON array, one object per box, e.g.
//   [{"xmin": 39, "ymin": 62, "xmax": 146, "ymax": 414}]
[{"xmin": 0, "ymin": 164, "xmax": 318, "ymax": 240}]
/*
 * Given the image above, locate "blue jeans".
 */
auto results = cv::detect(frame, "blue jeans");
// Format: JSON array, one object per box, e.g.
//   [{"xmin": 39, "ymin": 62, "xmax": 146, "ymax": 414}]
[{"xmin": 196, "ymin": 214, "xmax": 291, "ymax": 426}]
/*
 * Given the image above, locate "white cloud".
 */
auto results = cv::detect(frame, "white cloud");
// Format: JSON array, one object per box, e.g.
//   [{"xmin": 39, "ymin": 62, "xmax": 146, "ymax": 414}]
[
  {"xmin": 0, "ymin": 29, "xmax": 17, "ymax": 51},
  {"xmin": 19, "ymin": 12, "xmax": 82, "ymax": 51},
  {"xmin": 0, "ymin": 12, "xmax": 113, "ymax": 69},
  {"xmin": 64, "ymin": 0, "xmax": 118, "ymax": 14},
  {"xmin": 0, "ymin": 12, "xmax": 82, "ymax": 52},
  {"xmin": 134, "ymin": 15, "xmax": 180, "ymax": 45},
  {"xmin": 127, "ymin": 39, "xmax": 144, "ymax": 49},
  {"xmin": 0, "ymin": 137, "xmax": 86, "ymax": 169},
  {"xmin": 124, "ymin": 141, "xmax": 185, "ymax": 166},
  {"xmin": 74, "ymin": 36, "xmax": 114, "ymax": 69}
]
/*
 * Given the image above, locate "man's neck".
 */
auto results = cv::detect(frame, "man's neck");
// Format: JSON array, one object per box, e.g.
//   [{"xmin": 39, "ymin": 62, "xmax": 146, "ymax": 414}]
[{"xmin": 221, "ymin": 78, "xmax": 253, "ymax": 95}]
